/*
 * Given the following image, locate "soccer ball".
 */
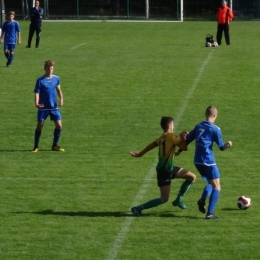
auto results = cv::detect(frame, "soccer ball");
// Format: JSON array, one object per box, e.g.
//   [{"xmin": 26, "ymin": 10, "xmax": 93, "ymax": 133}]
[
  {"xmin": 237, "ymin": 196, "xmax": 251, "ymax": 210},
  {"xmin": 212, "ymin": 42, "xmax": 218, "ymax": 47}
]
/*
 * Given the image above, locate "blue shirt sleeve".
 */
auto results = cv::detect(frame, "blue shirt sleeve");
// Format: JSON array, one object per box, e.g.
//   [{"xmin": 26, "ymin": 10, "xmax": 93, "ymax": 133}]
[
  {"xmin": 34, "ymin": 78, "xmax": 41, "ymax": 93},
  {"xmin": 214, "ymin": 127, "xmax": 225, "ymax": 148}
]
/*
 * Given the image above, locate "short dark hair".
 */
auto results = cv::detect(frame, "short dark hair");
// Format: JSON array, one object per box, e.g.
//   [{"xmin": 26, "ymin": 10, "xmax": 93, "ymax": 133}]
[
  {"xmin": 205, "ymin": 106, "xmax": 217, "ymax": 117},
  {"xmin": 160, "ymin": 116, "xmax": 173, "ymax": 131},
  {"xmin": 44, "ymin": 60, "xmax": 55, "ymax": 69}
]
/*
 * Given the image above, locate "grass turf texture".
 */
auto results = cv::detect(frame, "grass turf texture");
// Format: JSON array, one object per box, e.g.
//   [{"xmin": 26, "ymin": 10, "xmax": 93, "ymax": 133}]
[{"xmin": 0, "ymin": 21, "xmax": 260, "ymax": 259}]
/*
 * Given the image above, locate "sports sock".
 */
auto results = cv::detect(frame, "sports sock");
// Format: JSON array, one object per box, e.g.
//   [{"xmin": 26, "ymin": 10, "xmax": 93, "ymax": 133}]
[
  {"xmin": 34, "ymin": 129, "xmax": 41, "ymax": 148},
  {"xmin": 207, "ymin": 189, "xmax": 220, "ymax": 214},
  {"xmin": 7, "ymin": 53, "xmax": 14, "ymax": 65},
  {"xmin": 53, "ymin": 128, "xmax": 61, "ymax": 147},
  {"xmin": 137, "ymin": 197, "xmax": 163, "ymax": 211},
  {"xmin": 176, "ymin": 180, "xmax": 193, "ymax": 200},
  {"xmin": 201, "ymin": 184, "xmax": 213, "ymax": 201}
]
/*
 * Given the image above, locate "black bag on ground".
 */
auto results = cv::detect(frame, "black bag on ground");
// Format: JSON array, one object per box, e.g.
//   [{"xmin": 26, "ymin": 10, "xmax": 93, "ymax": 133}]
[{"xmin": 205, "ymin": 34, "xmax": 214, "ymax": 44}]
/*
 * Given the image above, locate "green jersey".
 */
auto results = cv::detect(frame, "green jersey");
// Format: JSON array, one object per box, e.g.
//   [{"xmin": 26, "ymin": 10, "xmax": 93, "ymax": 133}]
[{"xmin": 154, "ymin": 132, "xmax": 180, "ymax": 172}]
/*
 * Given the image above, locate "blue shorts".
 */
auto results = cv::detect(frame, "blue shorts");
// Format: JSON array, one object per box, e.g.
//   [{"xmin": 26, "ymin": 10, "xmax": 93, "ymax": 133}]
[
  {"xmin": 37, "ymin": 109, "xmax": 61, "ymax": 122},
  {"xmin": 4, "ymin": 43, "xmax": 16, "ymax": 52},
  {"xmin": 195, "ymin": 164, "xmax": 220, "ymax": 181}
]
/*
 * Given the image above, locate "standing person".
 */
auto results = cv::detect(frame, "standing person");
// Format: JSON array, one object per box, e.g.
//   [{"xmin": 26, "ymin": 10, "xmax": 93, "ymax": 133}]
[
  {"xmin": 185, "ymin": 106, "xmax": 232, "ymax": 219},
  {"xmin": 130, "ymin": 116, "xmax": 196, "ymax": 217},
  {"xmin": 26, "ymin": 0, "xmax": 43, "ymax": 48},
  {"xmin": 0, "ymin": 11, "xmax": 21, "ymax": 67},
  {"xmin": 216, "ymin": 0, "xmax": 233, "ymax": 45},
  {"xmin": 33, "ymin": 60, "xmax": 65, "ymax": 152}
]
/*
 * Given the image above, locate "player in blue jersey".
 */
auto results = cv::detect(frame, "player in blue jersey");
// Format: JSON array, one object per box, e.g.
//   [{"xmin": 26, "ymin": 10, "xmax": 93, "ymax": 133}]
[
  {"xmin": 26, "ymin": 1, "xmax": 43, "ymax": 48},
  {"xmin": 130, "ymin": 116, "xmax": 196, "ymax": 217},
  {"xmin": 32, "ymin": 60, "xmax": 65, "ymax": 152},
  {"xmin": 184, "ymin": 106, "xmax": 232, "ymax": 219},
  {"xmin": 0, "ymin": 11, "xmax": 21, "ymax": 67}
]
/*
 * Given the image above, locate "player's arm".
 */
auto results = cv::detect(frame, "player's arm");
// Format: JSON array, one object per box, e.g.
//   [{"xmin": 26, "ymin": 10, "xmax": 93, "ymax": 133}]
[
  {"xmin": 0, "ymin": 31, "xmax": 4, "ymax": 43},
  {"xmin": 17, "ymin": 31, "xmax": 21, "ymax": 44},
  {"xmin": 130, "ymin": 142, "xmax": 158, "ymax": 158},
  {"xmin": 220, "ymin": 141, "xmax": 232, "ymax": 151},
  {"xmin": 56, "ymin": 85, "xmax": 64, "ymax": 106},
  {"xmin": 35, "ymin": 93, "xmax": 44, "ymax": 108},
  {"xmin": 176, "ymin": 130, "xmax": 193, "ymax": 155}
]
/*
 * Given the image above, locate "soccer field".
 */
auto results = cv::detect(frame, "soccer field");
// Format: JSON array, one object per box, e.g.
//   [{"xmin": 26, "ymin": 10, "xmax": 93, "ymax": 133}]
[{"xmin": 0, "ymin": 20, "xmax": 260, "ymax": 260}]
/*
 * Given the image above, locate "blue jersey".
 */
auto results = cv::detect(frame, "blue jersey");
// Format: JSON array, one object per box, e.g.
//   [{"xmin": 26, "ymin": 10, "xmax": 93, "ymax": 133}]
[
  {"xmin": 30, "ymin": 7, "xmax": 43, "ymax": 26},
  {"xmin": 186, "ymin": 121, "xmax": 224, "ymax": 166},
  {"xmin": 2, "ymin": 20, "xmax": 21, "ymax": 44},
  {"xmin": 34, "ymin": 75, "xmax": 61, "ymax": 110}
]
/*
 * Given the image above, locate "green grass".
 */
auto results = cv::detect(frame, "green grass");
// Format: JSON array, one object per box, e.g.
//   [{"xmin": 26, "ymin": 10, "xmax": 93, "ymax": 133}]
[{"xmin": 0, "ymin": 20, "xmax": 260, "ymax": 259}]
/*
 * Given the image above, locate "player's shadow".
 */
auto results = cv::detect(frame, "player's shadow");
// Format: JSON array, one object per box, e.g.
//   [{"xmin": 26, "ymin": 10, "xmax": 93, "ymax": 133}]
[
  {"xmin": 221, "ymin": 208, "xmax": 240, "ymax": 211},
  {"xmin": 0, "ymin": 149, "xmax": 51, "ymax": 152},
  {"xmin": 12, "ymin": 210, "xmax": 201, "ymax": 219},
  {"xmin": 0, "ymin": 149, "xmax": 34, "ymax": 152}
]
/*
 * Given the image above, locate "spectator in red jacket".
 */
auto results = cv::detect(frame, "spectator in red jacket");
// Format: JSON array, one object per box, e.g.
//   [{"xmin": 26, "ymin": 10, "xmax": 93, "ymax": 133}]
[{"xmin": 216, "ymin": 0, "xmax": 233, "ymax": 45}]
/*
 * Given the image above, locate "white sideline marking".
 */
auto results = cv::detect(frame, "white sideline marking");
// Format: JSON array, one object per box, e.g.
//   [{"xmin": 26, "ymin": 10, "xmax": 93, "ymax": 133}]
[
  {"xmin": 71, "ymin": 43, "xmax": 86, "ymax": 49},
  {"xmin": 105, "ymin": 50, "xmax": 214, "ymax": 260}
]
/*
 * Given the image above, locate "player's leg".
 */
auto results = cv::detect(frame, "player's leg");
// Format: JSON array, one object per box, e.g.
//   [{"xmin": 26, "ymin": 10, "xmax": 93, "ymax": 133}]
[
  {"xmin": 224, "ymin": 24, "xmax": 230, "ymax": 45},
  {"xmin": 33, "ymin": 121, "xmax": 44, "ymax": 152},
  {"xmin": 172, "ymin": 167, "xmax": 196, "ymax": 209},
  {"xmin": 131, "ymin": 170, "xmax": 170, "ymax": 216},
  {"xmin": 197, "ymin": 183, "xmax": 212, "ymax": 214},
  {"xmin": 205, "ymin": 166, "xmax": 221, "ymax": 219},
  {"xmin": 33, "ymin": 110, "xmax": 48, "ymax": 152},
  {"xmin": 6, "ymin": 44, "xmax": 15, "ymax": 67},
  {"xmin": 206, "ymin": 178, "xmax": 220, "ymax": 219},
  {"xmin": 195, "ymin": 164, "xmax": 212, "ymax": 214},
  {"xmin": 216, "ymin": 24, "xmax": 223, "ymax": 45},
  {"xmin": 26, "ymin": 24, "xmax": 35, "ymax": 48},
  {"xmin": 51, "ymin": 110, "xmax": 64, "ymax": 151},
  {"xmin": 4, "ymin": 43, "xmax": 9, "ymax": 59},
  {"xmin": 35, "ymin": 27, "xmax": 41, "ymax": 48}
]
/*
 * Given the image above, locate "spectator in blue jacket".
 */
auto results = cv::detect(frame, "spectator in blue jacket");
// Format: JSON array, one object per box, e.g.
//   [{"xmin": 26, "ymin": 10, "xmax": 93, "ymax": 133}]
[{"xmin": 26, "ymin": 1, "xmax": 43, "ymax": 48}]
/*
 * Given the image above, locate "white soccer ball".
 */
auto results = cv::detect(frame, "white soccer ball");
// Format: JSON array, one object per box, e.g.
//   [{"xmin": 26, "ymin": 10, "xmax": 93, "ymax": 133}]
[{"xmin": 237, "ymin": 196, "xmax": 251, "ymax": 210}]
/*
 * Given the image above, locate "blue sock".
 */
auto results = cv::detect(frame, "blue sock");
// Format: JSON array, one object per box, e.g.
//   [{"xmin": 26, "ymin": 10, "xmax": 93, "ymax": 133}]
[
  {"xmin": 34, "ymin": 129, "xmax": 41, "ymax": 148},
  {"xmin": 7, "ymin": 53, "xmax": 14, "ymax": 65},
  {"xmin": 53, "ymin": 128, "xmax": 61, "ymax": 147},
  {"xmin": 201, "ymin": 184, "xmax": 213, "ymax": 201},
  {"xmin": 207, "ymin": 189, "xmax": 220, "ymax": 214}
]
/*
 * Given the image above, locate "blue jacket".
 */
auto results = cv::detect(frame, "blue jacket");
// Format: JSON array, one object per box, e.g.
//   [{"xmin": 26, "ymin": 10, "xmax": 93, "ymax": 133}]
[{"xmin": 30, "ymin": 6, "xmax": 43, "ymax": 26}]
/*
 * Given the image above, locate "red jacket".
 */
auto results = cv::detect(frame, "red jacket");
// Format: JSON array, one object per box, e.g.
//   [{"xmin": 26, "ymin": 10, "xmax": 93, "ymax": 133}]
[{"xmin": 217, "ymin": 6, "xmax": 233, "ymax": 24}]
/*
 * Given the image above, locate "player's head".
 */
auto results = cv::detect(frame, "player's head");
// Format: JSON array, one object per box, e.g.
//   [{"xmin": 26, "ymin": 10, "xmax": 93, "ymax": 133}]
[
  {"xmin": 205, "ymin": 106, "xmax": 218, "ymax": 122},
  {"xmin": 7, "ymin": 11, "xmax": 15, "ymax": 20},
  {"xmin": 35, "ymin": 1, "xmax": 40, "ymax": 7},
  {"xmin": 160, "ymin": 116, "xmax": 174, "ymax": 132},
  {"xmin": 221, "ymin": 0, "xmax": 227, "ymax": 7},
  {"xmin": 44, "ymin": 60, "xmax": 55, "ymax": 75}
]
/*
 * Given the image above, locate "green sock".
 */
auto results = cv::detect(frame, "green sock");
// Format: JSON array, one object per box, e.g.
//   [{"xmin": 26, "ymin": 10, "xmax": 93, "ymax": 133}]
[
  {"xmin": 176, "ymin": 180, "xmax": 193, "ymax": 200},
  {"xmin": 137, "ymin": 197, "xmax": 163, "ymax": 211}
]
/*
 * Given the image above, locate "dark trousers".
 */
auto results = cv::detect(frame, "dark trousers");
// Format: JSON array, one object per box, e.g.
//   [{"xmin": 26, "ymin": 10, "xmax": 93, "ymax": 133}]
[
  {"xmin": 216, "ymin": 24, "xmax": 230, "ymax": 45},
  {"xmin": 27, "ymin": 23, "xmax": 42, "ymax": 47}
]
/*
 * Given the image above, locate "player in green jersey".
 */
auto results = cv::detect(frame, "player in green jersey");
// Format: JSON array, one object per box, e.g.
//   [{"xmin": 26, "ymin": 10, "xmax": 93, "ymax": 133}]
[{"xmin": 130, "ymin": 116, "xmax": 196, "ymax": 216}]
